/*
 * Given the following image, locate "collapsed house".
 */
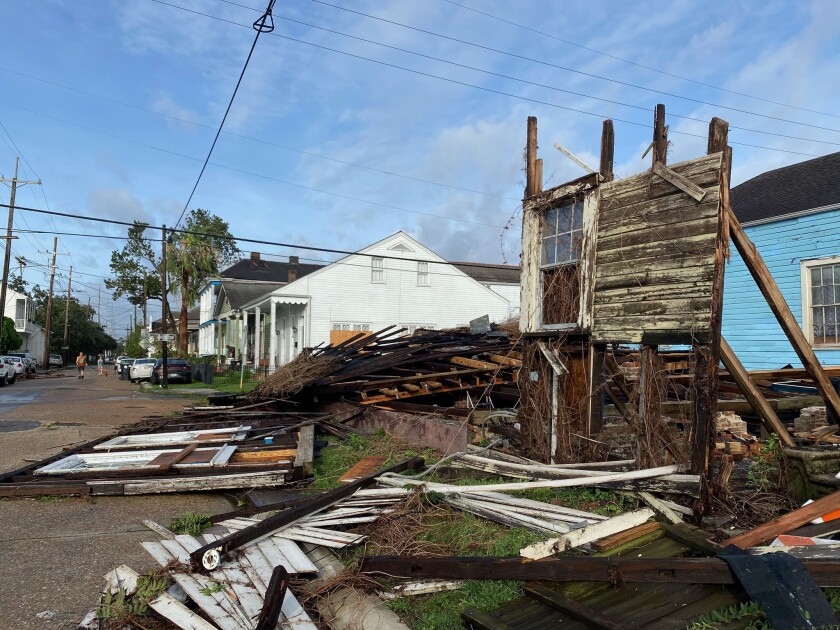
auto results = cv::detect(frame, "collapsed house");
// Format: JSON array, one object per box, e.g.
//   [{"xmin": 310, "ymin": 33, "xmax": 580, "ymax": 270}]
[{"xmin": 516, "ymin": 106, "xmax": 840, "ymax": 509}]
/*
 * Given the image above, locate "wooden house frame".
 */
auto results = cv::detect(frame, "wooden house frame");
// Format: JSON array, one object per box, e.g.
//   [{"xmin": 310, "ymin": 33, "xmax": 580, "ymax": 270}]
[{"xmin": 518, "ymin": 106, "xmax": 840, "ymax": 507}]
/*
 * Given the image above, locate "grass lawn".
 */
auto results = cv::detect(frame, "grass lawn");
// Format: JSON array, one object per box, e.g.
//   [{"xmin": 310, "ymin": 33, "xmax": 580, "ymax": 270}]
[{"xmin": 145, "ymin": 373, "xmax": 261, "ymax": 395}]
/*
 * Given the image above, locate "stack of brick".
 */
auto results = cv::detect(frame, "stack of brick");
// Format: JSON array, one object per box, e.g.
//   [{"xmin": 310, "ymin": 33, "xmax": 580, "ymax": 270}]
[
  {"xmin": 794, "ymin": 406, "xmax": 828, "ymax": 433},
  {"xmin": 716, "ymin": 411, "xmax": 751, "ymax": 439}
]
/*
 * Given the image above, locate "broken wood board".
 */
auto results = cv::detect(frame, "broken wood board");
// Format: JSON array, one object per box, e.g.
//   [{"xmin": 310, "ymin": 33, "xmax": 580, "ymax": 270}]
[
  {"xmin": 590, "ymin": 521, "xmax": 661, "ymax": 552},
  {"xmin": 338, "ymin": 456, "xmax": 388, "ymax": 483}
]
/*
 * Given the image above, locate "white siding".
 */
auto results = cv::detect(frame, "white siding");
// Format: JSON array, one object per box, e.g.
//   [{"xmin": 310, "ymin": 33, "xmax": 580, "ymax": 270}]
[
  {"xmin": 273, "ymin": 233, "xmax": 512, "ymax": 350},
  {"xmin": 486, "ymin": 283, "xmax": 520, "ymax": 316}
]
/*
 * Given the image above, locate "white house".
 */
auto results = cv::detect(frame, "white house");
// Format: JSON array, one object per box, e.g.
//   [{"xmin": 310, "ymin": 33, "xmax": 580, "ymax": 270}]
[
  {"xmin": 210, "ymin": 231, "xmax": 520, "ymax": 369},
  {"xmin": 3, "ymin": 288, "xmax": 45, "ymax": 362}
]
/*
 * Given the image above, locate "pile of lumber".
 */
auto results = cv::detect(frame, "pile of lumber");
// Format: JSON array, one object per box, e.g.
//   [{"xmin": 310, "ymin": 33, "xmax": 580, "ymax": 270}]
[{"xmin": 249, "ymin": 326, "xmax": 521, "ymax": 407}]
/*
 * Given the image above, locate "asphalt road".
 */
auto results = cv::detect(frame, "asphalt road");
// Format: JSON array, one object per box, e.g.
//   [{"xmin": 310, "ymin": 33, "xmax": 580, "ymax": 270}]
[{"xmin": 0, "ymin": 370, "xmax": 233, "ymax": 629}]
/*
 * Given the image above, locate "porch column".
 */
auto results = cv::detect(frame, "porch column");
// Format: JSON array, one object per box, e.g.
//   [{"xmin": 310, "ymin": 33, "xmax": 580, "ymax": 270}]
[
  {"xmin": 269, "ymin": 299, "xmax": 277, "ymax": 371},
  {"xmin": 239, "ymin": 311, "xmax": 247, "ymax": 362},
  {"xmin": 254, "ymin": 306, "xmax": 262, "ymax": 368}
]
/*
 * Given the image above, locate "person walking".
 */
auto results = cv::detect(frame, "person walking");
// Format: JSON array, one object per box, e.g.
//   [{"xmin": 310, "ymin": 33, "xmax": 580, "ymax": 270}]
[
  {"xmin": 75, "ymin": 352, "xmax": 86, "ymax": 379},
  {"xmin": 97, "ymin": 355, "xmax": 109, "ymax": 377}
]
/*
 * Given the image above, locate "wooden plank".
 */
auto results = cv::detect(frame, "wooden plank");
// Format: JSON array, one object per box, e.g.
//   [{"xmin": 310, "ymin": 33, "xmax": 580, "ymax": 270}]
[
  {"xmin": 590, "ymin": 521, "xmax": 661, "ymax": 552},
  {"xmin": 726, "ymin": 204, "xmax": 840, "ymax": 422},
  {"xmin": 231, "ymin": 449, "xmax": 296, "ymax": 463},
  {"xmin": 520, "ymin": 509, "xmax": 655, "ymax": 559},
  {"xmin": 652, "ymin": 161, "xmax": 707, "ymax": 201},
  {"xmin": 524, "ymin": 584, "xmax": 624, "ymax": 630},
  {"xmin": 554, "ymin": 142, "xmax": 595, "ymax": 173},
  {"xmin": 461, "ymin": 608, "xmax": 515, "ymax": 630},
  {"xmin": 190, "ymin": 457, "xmax": 423, "ymax": 568},
  {"xmin": 155, "ymin": 443, "xmax": 199, "ymax": 472},
  {"xmin": 598, "ymin": 187, "xmax": 720, "ymax": 234},
  {"xmin": 726, "ymin": 490, "xmax": 840, "ymax": 549},
  {"xmin": 599, "ymin": 119, "xmax": 614, "ymax": 183},
  {"xmin": 720, "ymin": 336, "xmax": 794, "ymax": 447},
  {"xmin": 294, "ymin": 425, "xmax": 315, "ymax": 478},
  {"xmin": 149, "ymin": 591, "xmax": 219, "ymax": 630},
  {"xmin": 450, "ymin": 356, "xmax": 500, "ymax": 370},
  {"xmin": 337, "ymin": 456, "xmax": 388, "ymax": 483},
  {"xmin": 361, "ymin": 555, "xmax": 840, "ymax": 586},
  {"xmin": 255, "ymin": 565, "xmax": 289, "ymax": 630}
]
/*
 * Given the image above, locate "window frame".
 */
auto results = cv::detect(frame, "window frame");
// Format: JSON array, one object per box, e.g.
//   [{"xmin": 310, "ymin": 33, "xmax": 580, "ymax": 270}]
[
  {"xmin": 371, "ymin": 256, "xmax": 385, "ymax": 283},
  {"xmin": 417, "ymin": 261, "xmax": 430, "ymax": 286},
  {"xmin": 540, "ymin": 200, "xmax": 585, "ymax": 270},
  {"xmin": 801, "ymin": 255, "xmax": 840, "ymax": 349}
]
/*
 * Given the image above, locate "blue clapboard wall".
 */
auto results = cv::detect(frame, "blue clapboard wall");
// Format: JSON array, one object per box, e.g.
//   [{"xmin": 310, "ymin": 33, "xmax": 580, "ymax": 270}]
[{"xmin": 722, "ymin": 208, "xmax": 840, "ymax": 370}]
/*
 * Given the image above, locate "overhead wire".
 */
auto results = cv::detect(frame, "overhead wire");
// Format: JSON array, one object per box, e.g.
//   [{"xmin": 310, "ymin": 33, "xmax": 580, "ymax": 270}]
[
  {"xmin": 172, "ymin": 0, "xmax": 277, "ymax": 230},
  {"xmin": 438, "ymin": 0, "xmax": 840, "ymax": 121},
  {"xmin": 148, "ymin": 0, "xmax": 821, "ymax": 158}
]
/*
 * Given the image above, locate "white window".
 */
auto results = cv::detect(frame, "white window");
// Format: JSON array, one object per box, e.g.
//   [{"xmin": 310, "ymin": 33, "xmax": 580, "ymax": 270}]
[
  {"xmin": 802, "ymin": 257, "xmax": 840, "ymax": 347},
  {"xmin": 371, "ymin": 257, "xmax": 384, "ymax": 283},
  {"xmin": 541, "ymin": 200, "xmax": 584, "ymax": 268},
  {"xmin": 417, "ymin": 262, "xmax": 429, "ymax": 286}
]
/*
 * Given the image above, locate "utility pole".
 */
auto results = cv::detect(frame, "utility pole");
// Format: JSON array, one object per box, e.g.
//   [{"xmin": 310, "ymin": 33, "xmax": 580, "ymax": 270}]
[
  {"xmin": 97, "ymin": 286, "xmax": 101, "ymax": 326},
  {"xmin": 62, "ymin": 267, "xmax": 72, "ymax": 365},
  {"xmin": 0, "ymin": 158, "xmax": 40, "ymax": 320},
  {"xmin": 160, "ymin": 225, "xmax": 168, "ymax": 388},
  {"xmin": 43, "ymin": 237, "xmax": 57, "ymax": 367},
  {"xmin": 142, "ymin": 273, "xmax": 147, "ymax": 327}
]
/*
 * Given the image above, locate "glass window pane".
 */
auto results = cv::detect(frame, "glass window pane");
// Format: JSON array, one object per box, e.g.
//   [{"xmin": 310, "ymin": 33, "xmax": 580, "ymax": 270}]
[
  {"xmin": 827, "ymin": 306, "xmax": 836, "ymax": 326},
  {"xmin": 573, "ymin": 201, "xmax": 584, "ymax": 231},
  {"xmin": 812, "ymin": 267, "xmax": 822, "ymax": 286},
  {"xmin": 558, "ymin": 205, "xmax": 572, "ymax": 233},
  {"xmin": 542, "ymin": 237, "xmax": 557, "ymax": 265},
  {"xmin": 814, "ymin": 307, "xmax": 824, "ymax": 326},
  {"xmin": 545, "ymin": 208, "xmax": 558, "ymax": 236},
  {"xmin": 824, "ymin": 267, "xmax": 834, "ymax": 285},
  {"xmin": 557, "ymin": 233, "xmax": 572, "ymax": 263},
  {"xmin": 834, "ymin": 265, "xmax": 840, "ymax": 285},
  {"xmin": 813, "ymin": 287, "xmax": 824, "ymax": 305},
  {"xmin": 824, "ymin": 286, "xmax": 834, "ymax": 305}
]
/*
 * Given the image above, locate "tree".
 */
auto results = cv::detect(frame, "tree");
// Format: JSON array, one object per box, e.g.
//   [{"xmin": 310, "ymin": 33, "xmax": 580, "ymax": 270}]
[
  {"xmin": 9, "ymin": 274, "xmax": 26, "ymax": 294},
  {"xmin": 124, "ymin": 325, "xmax": 144, "ymax": 357},
  {"xmin": 29, "ymin": 285, "xmax": 117, "ymax": 358},
  {"xmin": 0, "ymin": 317, "xmax": 22, "ymax": 354},
  {"xmin": 105, "ymin": 222, "xmax": 163, "ymax": 318}
]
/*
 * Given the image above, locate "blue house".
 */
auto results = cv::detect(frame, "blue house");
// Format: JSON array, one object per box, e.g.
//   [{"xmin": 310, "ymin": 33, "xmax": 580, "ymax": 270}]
[{"xmin": 723, "ymin": 153, "xmax": 840, "ymax": 370}]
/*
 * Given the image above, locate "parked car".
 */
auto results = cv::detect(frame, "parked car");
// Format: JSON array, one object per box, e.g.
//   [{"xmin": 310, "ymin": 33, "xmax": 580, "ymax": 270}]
[
  {"xmin": 3, "ymin": 356, "xmax": 24, "ymax": 382},
  {"xmin": 48, "ymin": 354, "xmax": 63, "ymax": 368},
  {"xmin": 0, "ymin": 357, "xmax": 11, "ymax": 386},
  {"xmin": 8, "ymin": 352, "xmax": 35, "ymax": 374},
  {"xmin": 115, "ymin": 356, "xmax": 135, "ymax": 376},
  {"xmin": 114, "ymin": 355, "xmax": 131, "ymax": 372},
  {"xmin": 130, "ymin": 358, "xmax": 157, "ymax": 383},
  {"xmin": 151, "ymin": 358, "xmax": 192, "ymax": 384}
]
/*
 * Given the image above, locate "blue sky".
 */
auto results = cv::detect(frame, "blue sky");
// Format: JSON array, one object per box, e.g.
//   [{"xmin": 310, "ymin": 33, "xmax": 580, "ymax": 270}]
[{"xmin": 1, "ymin": 0, "xmax": 838, "ymax": 336}]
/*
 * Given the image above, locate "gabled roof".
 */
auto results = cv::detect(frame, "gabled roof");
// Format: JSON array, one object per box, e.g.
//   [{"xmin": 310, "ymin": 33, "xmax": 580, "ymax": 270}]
[
  {"xmin": 731, "ymin": 152, "xmax": 840, "ymax": 225},
  {"xmin": 451, "ymin": 261, "xmax": 520, "ymax": 284},
  {"xmin": 221, "ymin": 257, "xmax": 323, "ymax": 282},
  {"xmin": 220, "ymin": 281, "xmax": 284, "ymax": 311}
]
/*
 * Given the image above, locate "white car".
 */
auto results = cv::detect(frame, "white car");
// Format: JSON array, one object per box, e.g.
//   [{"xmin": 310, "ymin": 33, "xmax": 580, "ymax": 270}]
[
  {"xmin": 130, "ymin": 358, "xmax": 157, "ymax": 382},
  {"xmin": 0, "ymin": 357, "xmax": 12, "ymax": 386},
  {"xmin": 2, "ymin": 356, "xmax": 24, "ymax": 382}
]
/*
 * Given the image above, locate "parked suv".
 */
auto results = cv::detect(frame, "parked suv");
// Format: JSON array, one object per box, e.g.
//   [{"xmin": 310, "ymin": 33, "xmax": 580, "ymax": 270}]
[
  {"xmin": 48, "ymin": 354, "xmax": 63, "ymax": 368},
  {"xmin": 151, "ymin": 358, "xmax": 192, "ymax": 384},
  {"xmin": 0, "ymin": 357, "xmax": 11, "ymax": 386},
  {"xmin": 114, "ymin": 355, "xmax": 132, "ymax": 373}
]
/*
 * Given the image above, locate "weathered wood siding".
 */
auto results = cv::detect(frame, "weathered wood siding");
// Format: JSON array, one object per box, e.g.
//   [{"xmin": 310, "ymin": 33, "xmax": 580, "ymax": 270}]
[
  {"xmin": 722, "ymin": 208, "xmax": 840, "ymax": 370},
  {"xmin": 591, "ymin": 152, "xmax": 724, "ymax": 343}
]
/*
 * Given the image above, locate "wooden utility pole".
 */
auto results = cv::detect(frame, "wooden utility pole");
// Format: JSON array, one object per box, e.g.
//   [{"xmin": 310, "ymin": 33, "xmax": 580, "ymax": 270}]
[
  {"xmin": 62, "ymin": 266, "xmax": 72, "ymax": 365},
  {"xmin": 43, "ymin": 237, "xmax": 57, "ymax": 366},
  {"xmin": 97, "ymin": 286, "xmax": 101, "ymax": 326},
  {"xmin": 161, "ymin": 225, "xmax": 168, "ymax": 388},
  {"xmin": 142, "ymin": 273, "xmax": 148, "ymax": 327},
  {"xmin": 0, "ymin": 158, "xmax": 40, "ymax": 321}
]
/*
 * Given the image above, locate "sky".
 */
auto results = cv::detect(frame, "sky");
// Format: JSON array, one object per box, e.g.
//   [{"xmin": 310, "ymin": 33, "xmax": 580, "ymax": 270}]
[{"xmin": 0, "ymin": 0, "xmax": 839, "ymax": 337}]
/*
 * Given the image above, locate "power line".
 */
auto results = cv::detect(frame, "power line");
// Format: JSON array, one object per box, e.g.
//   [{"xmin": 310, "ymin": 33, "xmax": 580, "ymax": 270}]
[
  {"xmin": 216, "ymin": 0, "xmax": 840, "ymax": 147},
  {"xmin": 172, "ymin": 0, "xmax": 277, "ymax": 230},
  {"xmin": 439, "ymin": 0, "xmax": 840, "ymax": 121},
  {"xmin": 0, "ymin": 66, "xmax": 518, "ymax": 201},
  {"xmin": 7, "ymin": 201, "xmax": 522, "ymax": 272},
  {"xmin": 2, "ymin": 102, "xmax": 510, "ymax": 227},
  {"xmin": 308, "ymin": 0, "xmax": 840, "ymax": 135},
  {"xmin": 148, "ymin": 0, "xmax": 821, "ymax": 158}
]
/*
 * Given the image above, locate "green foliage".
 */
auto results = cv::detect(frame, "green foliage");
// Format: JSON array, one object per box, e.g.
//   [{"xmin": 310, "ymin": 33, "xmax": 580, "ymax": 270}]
[
  {"xmin": 28, "ymin": 286, "xmax": 117, "ymax": 356},
  {"xmin": 687, "ymin": 601, "xmax": 767, "ymax": 629},
  {"xmin": 747, "ymin": 432, "xmax": 786, "ymax": 492},
  {"xmin": 0, "ymin": 316, "xmax": 22, "ymax": 354},
  {"xmin": 169, "ymin": 511, "xmax": 211, "ymax": 535},
  {"xmin": 123, "ymin": 325, "xmax": 144, "ymax": 357},
  {"xmin": 198, "ymin": 579, "xmax": 226, "ymax": 596},
  {"xmin": 96, "ymin": 573, "xmax": 168, "ymax": 620}
]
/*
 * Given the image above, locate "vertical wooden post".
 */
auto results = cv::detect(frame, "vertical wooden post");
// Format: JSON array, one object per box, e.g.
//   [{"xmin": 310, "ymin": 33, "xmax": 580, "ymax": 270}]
[
  {"xmin": 525, "ymin": 116, "xmax": 538, "ymax": 198},
  {"xmin": 652, "ymin": 104, "xmax": 667, "ymax": 166},
  {"xmin": 599, "ymin": 119, "xmax": 615, "ymax": 183},
  {"xmin": 692, "ymin": 117, "xmax": 731, "ymax": 511}
]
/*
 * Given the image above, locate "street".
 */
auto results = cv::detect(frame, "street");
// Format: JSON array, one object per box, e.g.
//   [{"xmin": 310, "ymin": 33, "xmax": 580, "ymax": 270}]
[{"xmin": 0, "ymin": 371, "xmax": 232, "ymax": 629}]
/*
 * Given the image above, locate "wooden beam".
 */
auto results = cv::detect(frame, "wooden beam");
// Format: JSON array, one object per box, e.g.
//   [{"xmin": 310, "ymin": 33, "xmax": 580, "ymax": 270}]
[
  {"xmin": 588, "ymin": 343, "xmax": 606, "ymax": 435},
  {"xmin": 651, "ymin": 161, "xmax": 706, "ymax": 202},
  {"xmin": 726, "ymin": 205, "xmax": 840, "ymax": 422},
  {"xmin": 525, "ymin": 116, "xmax": 538, "ymax": 198},
  {"xmin": 255, "ymin": 565, "xmax": 290, "ymax": 630},
  {"xmin": 553, "ymin": 142, "xmax": 595, "ymax": 174},
  {"xmin": 360, "ymin": 555, "xmax": 840, "ymax": 586},
  {"xmin": 599, "ymin": 119, "xmax": 615, "ymax": 183},
  {"xmin": 726, "ymin": 489, "xmax": 840, "ymax": 549},
  {"xmin": 652, "ymin": 103, "xmax": 667, "ymax": 166},
  {"xmin": 720, "ymin": 336, "xmax": 795, "ymax": 447},
  {"xmin": 524, "ymin": 585, "xmax": 624, "ymax": 630},
  {"xmin": 450, "ymin": 356, "xmax": 500, "ymax": 370}
]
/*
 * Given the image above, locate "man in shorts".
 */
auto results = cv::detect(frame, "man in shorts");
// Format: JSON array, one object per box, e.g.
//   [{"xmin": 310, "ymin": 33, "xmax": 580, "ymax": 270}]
[{"xmin": 75, "ymin": 352, "xmax": 86, "ymax": 379}]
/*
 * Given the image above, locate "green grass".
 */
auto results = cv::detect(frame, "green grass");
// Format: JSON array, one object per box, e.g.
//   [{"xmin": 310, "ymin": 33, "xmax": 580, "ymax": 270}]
[{"xmin": 169, "ymin": 511, "xmax": 211, "ymax": 536}]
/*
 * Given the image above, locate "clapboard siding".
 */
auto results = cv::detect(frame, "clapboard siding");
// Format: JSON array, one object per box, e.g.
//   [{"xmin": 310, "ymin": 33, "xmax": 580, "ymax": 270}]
[
  {"xmin": 722, "ymin": 208, "xmax": 840, "ymax": 370},
  {"xmin": 591, "ymin": 153, "xmax": 723, "ymax": 343}
]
